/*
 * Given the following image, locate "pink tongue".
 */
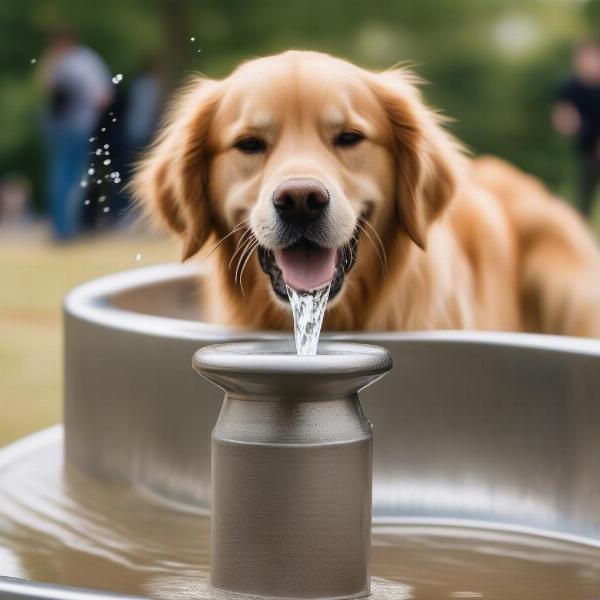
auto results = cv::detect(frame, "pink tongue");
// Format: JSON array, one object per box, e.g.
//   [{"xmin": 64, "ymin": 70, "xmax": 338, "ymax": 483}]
[{"xmin": 274, "ymin": 246, "xmax": 337, "ymax": 291}]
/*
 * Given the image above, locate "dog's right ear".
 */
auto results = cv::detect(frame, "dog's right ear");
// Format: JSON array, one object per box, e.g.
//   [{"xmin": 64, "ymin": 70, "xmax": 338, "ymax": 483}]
[
  {"xmin": 132, "ymin": 77, "xmax": 221, "ymax": 261},
  {"xmin": 367, "ymin": 69, "xmax": 461, "ymax": 250}
]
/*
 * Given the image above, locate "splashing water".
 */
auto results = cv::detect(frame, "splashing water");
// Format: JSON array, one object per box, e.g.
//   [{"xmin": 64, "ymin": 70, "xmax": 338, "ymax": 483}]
[
  {"xmin": 189, "ymin": 35, "xmax": 202, "ymax": 55},
  {"xmin": 286, "ymin": 284, "xmax": 330, "ymax": 355},
  {"xmin": 80, "ymin": 101, "xmax": 123, "ymax": 212}
]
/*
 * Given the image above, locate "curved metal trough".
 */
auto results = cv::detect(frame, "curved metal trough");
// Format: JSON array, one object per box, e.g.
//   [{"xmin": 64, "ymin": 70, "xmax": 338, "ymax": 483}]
[{"xmin": 61, "ymin": 262, "xmax": 600, "ymax": 541}]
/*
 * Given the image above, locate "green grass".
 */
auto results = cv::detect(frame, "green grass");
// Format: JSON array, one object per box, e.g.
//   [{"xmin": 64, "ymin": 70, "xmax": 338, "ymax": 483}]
[{"xmin": 0, "ymin": 232, "xmax": 176, "ymax": 447}]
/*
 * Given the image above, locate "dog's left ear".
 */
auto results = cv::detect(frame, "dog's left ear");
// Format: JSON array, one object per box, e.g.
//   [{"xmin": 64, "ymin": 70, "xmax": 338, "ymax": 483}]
[{"xmin": 368, "ymin": 70, "xmax": 460, "ymax": 249}]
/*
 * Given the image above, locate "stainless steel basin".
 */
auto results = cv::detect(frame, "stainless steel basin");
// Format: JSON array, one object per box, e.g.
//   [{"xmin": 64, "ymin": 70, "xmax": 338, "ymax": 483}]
[{"xmin": 61, "ymin": 262, "xmax": 600, "ymax": 544}]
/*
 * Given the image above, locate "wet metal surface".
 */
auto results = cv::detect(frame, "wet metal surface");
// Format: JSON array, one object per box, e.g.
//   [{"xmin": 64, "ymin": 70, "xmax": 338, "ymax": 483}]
[{"xmin": 1, "ymin": 429, "xmax": 600, "ymax": 599}]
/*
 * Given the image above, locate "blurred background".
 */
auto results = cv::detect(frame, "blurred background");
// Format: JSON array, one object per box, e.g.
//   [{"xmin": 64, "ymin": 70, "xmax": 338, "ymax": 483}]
[{"xmin": 1, "ymin": 0, "xmax": 600, "ymax": 447}]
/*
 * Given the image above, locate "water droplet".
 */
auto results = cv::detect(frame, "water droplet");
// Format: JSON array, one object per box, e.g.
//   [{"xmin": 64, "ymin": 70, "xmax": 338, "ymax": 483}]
[
  {"xmin": 103, "ymin": 159, "xmax": 111, "ymax": 165},
  {"xmin": 103, "ymin": 206, "xmax": 110, "ymax": 213},
  {"xmin": 190, "ymin": 36, "xmax": 195, "ymax": 41},
  {"xmin": 89, "ymin": 137, "xmax": 96, "ymax": 142},
  {"xmin": 80, "ymin": 181, "xmax": 88, "ymax": 188},
  {"xmin": 99, "ymin": 195, "xmax": 106, "ymax": 203},
  {"xmin": 103, "ymin": 144, "xmax": 109, "ymax": 149},
  {"xmin": 101, "ymin": 127, "xmax": 106, "ymax": 132},
  {"xmin": 197, "ymin": 49, "xmax": 202, "ymax": 53},
  {"xmin": 111, "ymin": 73, "xmax": 123, "ymax": 84},
  {"xmin": 135, "ymin": 253, "xmax": 142, "ymax": 261},
  {"xmin": 84, "ymin": 199, "xmax": 90, "ymax": 205},
  {"xmin": 30, "ymin": 58, "xmax": 37, "ymax": 64},
  {"xmin": 104, "ymin": 151, "xmax": 110, "ymax": 155},
  {"xmin": 96, "ymin": 179, "xmax": 102, "ymax": 185},
  {"xmin": 112, "ymin": 118, "xmax": 117, "ymax": 122},
  {"xmin": 114, "ymin": 178, "xmax": 121, "ymax": 184},
  {"xmin": 88, "ymin": 168, "xmax": 95, "ymax": 175},
  {"xmin": 95, "ymin": 149, "xmax": 102, "ymax": 155}
]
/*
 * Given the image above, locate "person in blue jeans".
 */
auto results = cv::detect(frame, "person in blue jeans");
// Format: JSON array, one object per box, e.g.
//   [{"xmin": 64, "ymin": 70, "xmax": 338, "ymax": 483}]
[{"xmin": 40, "ymin": 28, "xmax": 112, "ymax": 240}]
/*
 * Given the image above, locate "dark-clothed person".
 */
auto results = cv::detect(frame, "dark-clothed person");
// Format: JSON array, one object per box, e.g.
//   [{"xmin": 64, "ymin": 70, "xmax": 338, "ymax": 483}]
[{"xmin": 553, "ymin": 38, "xmax": 600, "ymax": 217}]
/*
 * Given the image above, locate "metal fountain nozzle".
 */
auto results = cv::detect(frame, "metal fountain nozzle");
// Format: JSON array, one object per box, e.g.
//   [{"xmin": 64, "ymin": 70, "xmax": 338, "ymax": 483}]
[{"xmin": 193, "ymin": 340, "xmax": 392, "ymax": 600}]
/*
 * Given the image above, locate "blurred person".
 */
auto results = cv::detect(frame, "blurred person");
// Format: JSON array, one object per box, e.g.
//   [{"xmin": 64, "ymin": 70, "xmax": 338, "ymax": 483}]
[
  {"xmin": 553, "ymin": 38, "xmax": 600, "ymax": 217},
  {"xmin": 40, "ymin": 27, "xmax": 113, "ymax": 240}
]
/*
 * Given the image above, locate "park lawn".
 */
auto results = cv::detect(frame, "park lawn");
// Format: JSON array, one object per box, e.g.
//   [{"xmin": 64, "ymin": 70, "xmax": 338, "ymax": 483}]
[{"xmin": 0, "ymin": 231, "xmax": 176, "ymax": 447}]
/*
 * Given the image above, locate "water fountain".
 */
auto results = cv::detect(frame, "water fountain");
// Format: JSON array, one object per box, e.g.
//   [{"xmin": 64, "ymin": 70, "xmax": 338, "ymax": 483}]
[
  {"xmin": 1, "ymin": 262, "xmax": 600, "ymax": 599},
  {"xmin": 193, "ymin": 340, "xmax": 392, "ymax": 598}
]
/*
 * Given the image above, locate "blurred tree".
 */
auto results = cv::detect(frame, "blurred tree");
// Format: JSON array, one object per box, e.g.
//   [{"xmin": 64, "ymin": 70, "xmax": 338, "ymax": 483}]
[{"xmin": 0, "ymin": 0, "xmax": 595, "ymax": 210}]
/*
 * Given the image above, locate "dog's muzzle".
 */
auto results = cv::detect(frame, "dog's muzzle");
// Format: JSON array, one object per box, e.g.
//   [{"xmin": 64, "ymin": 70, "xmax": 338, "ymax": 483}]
[{"xmin": 257, "ymin": 177, "xmax": 359, "ymax": 301}]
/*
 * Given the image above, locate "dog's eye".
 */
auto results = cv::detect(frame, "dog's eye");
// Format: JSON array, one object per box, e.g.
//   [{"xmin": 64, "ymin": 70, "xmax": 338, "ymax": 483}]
[
  {"xmin": 334, "ymin": 131, "xmax": 365, "ymax": 147},
  {"xmin": 234, "ymin": 136, "xmax": 266, "ymax": 154}
]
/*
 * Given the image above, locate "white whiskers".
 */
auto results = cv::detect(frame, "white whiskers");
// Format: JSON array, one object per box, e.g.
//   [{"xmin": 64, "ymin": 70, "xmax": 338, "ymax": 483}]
[
  {"xmin": 357, "ymin": 215, "xmax": 387, "ymax": 271},
  {"xmin": 206, "ymin": 218, "xmax": 250, "ymax": 258}
]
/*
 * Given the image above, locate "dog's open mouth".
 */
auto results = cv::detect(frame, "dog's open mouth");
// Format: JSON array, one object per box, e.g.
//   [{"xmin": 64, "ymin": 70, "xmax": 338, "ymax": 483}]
[{"xmin": 258, "ymin": 237, "xmax": 358, "ymax": 302}]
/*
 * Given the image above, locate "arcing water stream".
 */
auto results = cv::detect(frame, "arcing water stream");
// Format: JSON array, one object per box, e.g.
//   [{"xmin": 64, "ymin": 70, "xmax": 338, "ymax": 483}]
[{"xmin": 286, "ymin": 284, "xmax": 330, "ymax": 355}]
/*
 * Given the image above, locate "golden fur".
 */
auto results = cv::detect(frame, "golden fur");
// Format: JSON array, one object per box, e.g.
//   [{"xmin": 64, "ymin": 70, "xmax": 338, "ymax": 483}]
[{"xmin": 133, "ymin": 51, "xmax": 600, "ymax": 337}]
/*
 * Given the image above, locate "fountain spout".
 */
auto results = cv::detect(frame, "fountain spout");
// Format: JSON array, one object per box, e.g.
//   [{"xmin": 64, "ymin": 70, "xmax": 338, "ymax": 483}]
[{"xmin": 193, "ymin": 340, "xmax": 392, "ymax": 600}]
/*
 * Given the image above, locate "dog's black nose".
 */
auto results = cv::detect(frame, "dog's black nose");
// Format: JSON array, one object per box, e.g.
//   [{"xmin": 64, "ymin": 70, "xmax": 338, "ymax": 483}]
[{"xmin": 273, "ymin": 178, "xmax": 329, "ymax": 223}]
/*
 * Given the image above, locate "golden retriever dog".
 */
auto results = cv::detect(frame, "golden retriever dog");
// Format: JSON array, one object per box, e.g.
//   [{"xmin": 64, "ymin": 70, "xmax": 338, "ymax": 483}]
[{"xmin": 133, "ymin": 50, "xmax": 600, "ymax": 337}]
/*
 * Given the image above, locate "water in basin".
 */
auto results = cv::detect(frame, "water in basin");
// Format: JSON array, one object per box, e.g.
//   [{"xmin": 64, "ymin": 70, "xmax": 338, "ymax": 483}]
[{"xmin": 1, "ymin": 434, "xmax": 599, "ymax": 600}]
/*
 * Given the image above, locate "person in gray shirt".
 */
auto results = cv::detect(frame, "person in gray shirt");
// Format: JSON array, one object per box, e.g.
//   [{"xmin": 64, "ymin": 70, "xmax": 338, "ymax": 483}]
[{"xmin": 40, "ymin": 27, "xmax": 112, "ymax": 240}]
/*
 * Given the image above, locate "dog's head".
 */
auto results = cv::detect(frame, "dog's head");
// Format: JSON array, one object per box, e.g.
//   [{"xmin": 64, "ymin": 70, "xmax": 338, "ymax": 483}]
[{"xmin": 134, "ymin": 51, "xmax": 459, "ymax": 318}]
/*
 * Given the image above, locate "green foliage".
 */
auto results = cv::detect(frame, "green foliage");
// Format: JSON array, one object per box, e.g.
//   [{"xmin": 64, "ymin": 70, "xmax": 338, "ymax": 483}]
[{"xmin": 0, "ymin": 0, "xmax": 597, "ymax": 209}]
